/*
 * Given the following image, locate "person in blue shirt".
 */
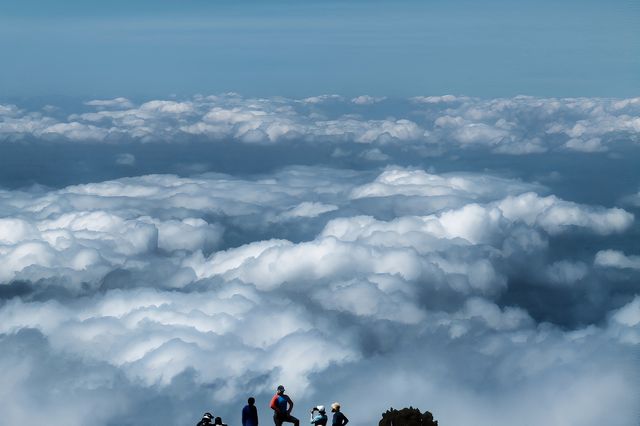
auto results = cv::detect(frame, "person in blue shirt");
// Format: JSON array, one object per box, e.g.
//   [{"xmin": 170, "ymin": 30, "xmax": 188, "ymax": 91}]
[
  {"xmin": 309, "ymin": 405, "xmax": 328, "ymax": 426},
  {"xmin": 330, "ymin": 403, "xmax": 348, "ymax": 426},
  {"xmin": 243, "ymin": 397, "xmax": 259, "ymax": 426},
  {"xmin": 270, "ymin": 385, "xmax": 300, "ymax": 426}
]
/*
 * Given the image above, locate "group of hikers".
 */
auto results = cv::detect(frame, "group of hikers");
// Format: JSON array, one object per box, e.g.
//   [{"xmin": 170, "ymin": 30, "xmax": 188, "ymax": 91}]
[{"xmin": 198, "ymin": 385, "xmax": 349, "ymax": 426}]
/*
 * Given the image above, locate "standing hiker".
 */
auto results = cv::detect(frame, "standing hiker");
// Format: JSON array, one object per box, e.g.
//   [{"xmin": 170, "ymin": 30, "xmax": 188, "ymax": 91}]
[
  {"xmin": 309, "ymin": 405, "xmax": 328, "ymax": 426},
  {"xmin": 243, "ymin": 396, "xmax": 259, "ymax": 426},
  {"xmin": 330, "ymin": 403, "xmax": 348, "ymax": 426},
  {"xmin": 270, "ymin": 385, "xmax": 300, "ymax": 426}
]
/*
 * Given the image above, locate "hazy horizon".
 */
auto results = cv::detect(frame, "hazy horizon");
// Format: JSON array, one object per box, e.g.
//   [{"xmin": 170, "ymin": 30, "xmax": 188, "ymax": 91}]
[{"xmin": 1, "ymin": 0, "xmax": 639, "ymax": 99}]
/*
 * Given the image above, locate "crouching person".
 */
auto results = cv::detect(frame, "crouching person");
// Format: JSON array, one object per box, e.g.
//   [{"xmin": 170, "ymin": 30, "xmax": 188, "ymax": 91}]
[{"xmin": 270, "ymin": 385, "xmax": 300, "ymax": 426}]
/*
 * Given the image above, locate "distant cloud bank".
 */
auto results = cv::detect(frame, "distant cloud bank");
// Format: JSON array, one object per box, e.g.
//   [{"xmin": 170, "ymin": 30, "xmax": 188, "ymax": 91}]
[{"xmin": 1, "ymin": 95, "xmax": 639, "ymax": 155}]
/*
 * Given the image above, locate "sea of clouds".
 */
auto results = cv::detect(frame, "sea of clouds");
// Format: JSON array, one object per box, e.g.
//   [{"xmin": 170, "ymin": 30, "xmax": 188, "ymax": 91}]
[{"xmin": 0, "ymin": 95, "xmax": 639, "ymax": 426}]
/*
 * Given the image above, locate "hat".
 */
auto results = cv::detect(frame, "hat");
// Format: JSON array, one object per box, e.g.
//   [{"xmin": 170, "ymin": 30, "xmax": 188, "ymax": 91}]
[
  {"xmin": 203, "ymin": 412, "xmax": 213, "ymax": 419},
  {"xmin": 316, "ymin": 405, "xmax": 325, "ymax": 413},
  {"xmin": 277, "ymin": 385, "xmax": 285, "ymax": 392},
  {"xmin": 331, "ymin": 402, "xmax": 340, "ymax": 411}
]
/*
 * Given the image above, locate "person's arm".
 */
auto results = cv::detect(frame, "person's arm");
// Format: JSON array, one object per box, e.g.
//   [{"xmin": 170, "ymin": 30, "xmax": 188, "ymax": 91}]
[
  {"xmin": 242, "ymin": 406, "xmax": 248, "ymax": 426},
  {"xmin": 270, "ymin": 395, "xmax": 280, "ymax": 413},
  {"xmin": 341, "ymin": 413, "xmax": 349, "ymax": 426},
  {"xmin": 310, "ymin": 411, "xmax": 324, "ymax": 424},
  {"xmin": 286, "ymin": 395, "xmax": 294, "ymax": 414},
  {"xmin": 252, "ymin": 405, "xmax": 259, "ymax": 425}
]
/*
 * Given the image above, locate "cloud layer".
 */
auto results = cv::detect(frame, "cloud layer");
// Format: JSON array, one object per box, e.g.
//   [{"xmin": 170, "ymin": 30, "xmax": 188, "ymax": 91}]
[
  {"xmin": 0, "ymin": 95, "xmax": 639, "ymax": 426},
  {"xmin": 2, "ymin": 94, "xmax": 639, "ymax": 155}
]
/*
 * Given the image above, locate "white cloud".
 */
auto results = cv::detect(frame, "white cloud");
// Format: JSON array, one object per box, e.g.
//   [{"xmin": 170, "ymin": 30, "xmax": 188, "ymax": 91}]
[
  {"xmin": 2, "ymin": 95, "xmax": 639, "ymax": 154},
  {"xmin": 351, "ymin": 95, "xmax": 386, "ymax": 105},
  {"xmin": 563, "ymin": 137, "xmax": 606, "ymax": 152},
  {"xmin": 279, "ymin": 202, "xmax": 338, "ymax": 219},
  {"xmin": 350, "ymin": 168, "xmax": 540, "ymax": 200},
  {"xmin": 545, "ymin": 260, "xmax": 589, "ymax": 285},
  {"xmin": 611, "ymin": 296, "xmax": 640, "ymax": 327},
  {"xmin": 42, "ymin": 122, "xmax": 110, "ymax": 141},
  {"xmin": 497, "ymin": 193, "xmax": 633, "ymax": 235},
  {"xmin": 85, "ymin": 97, "xmax": 134, "ymax": 109},
  {"xmin": 139, "ymin": 100, "xmax": 195, "ymax": 115},
  {"xmin": 3, "ymin": 90, "xmax": 640, "ymax": 426},
  {"xmin": 411, "ymin": 95, "xmax": 463, "ymax": 104},
  {"xmin": 594, "ymin": 250, "xmax": 640, "ymax": 270},
  {"xmin": 302, "ymin": 94, "xmax": 344, "ymax": 104}
]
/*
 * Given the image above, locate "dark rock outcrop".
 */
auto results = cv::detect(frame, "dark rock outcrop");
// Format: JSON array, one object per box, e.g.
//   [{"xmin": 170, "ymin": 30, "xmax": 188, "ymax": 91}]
[{"xmin": 379, "ymin": 407, "xmax": 438, "ymax": 426}]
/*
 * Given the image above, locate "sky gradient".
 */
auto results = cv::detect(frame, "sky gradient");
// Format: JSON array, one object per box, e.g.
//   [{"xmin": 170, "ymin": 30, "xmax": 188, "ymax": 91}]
[{"xmin": 1, "ymin": 0, "xmax": 639, "ymax": 99}]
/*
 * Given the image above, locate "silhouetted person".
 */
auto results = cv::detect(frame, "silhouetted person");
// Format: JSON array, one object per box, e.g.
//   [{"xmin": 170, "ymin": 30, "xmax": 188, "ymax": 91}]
[
  {"xmin": 243, "ymin": 396, "xmax": 259, "ymax": 426},
  {"xmin": 270, "ymin": 385, "xmax": 300, "ymax": 426},
  {"xmin": 198, "ymin": 412, "xmax": 214, "ymax": 426},
  {"xmin": 309, "ymin": 405, "xmax": 328, "ymax": 426},
  {"xmin": 330, "ymin": 403, "xmax": 348, "ymax": 426},
  {"xmin": 214, "ymin": 416, "xmax": 228, "ymax": 426}
]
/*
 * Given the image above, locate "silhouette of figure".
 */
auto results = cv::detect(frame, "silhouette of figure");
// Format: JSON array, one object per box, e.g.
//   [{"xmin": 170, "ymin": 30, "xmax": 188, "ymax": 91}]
[
  {"xmin": 309, "ymin": 405, "xmax": 328, "ymax": 426},
  {"xmin": 214, "ymin": 416, "xmax": 228, "ymax": 426},
  {"xmin": 198, "ymin": 412, "xmax": 214, "ymax": 426},
  {"xmin": 330, "ymin": 403, "xmax": 348, "ymax": 426},
  {"xmin": 270, "ymin": 385, "xmax": 300, "ymax": 426},
  {"xmin": 243, "ymin": 396, "xmax": 259, "ymax": 426}
]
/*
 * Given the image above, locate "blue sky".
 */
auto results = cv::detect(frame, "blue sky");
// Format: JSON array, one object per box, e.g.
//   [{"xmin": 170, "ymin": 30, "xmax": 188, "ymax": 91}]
[{"xmin": 1, "ymin": 0, "xmax": 638, "ymax": 98}]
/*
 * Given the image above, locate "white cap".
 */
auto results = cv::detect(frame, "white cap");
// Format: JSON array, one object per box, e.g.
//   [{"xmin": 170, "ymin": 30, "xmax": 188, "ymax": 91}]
[{"xmin": 317, "ymin": 405, "xmax": 325, "ymax": 413}]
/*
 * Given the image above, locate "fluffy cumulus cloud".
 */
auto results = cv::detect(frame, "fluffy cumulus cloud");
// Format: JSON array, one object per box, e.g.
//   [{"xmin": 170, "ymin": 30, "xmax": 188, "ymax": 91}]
[
  {"xmin": 0, "ymin": 95, "xmax": 639, "ymax": 426},
  {"xmin": 1, "ymin": 94, "xmax": 639, "ymax": 154},
  {"xmin": 595, "ymin": 250, "xmax": 640, "ymax": 270}
]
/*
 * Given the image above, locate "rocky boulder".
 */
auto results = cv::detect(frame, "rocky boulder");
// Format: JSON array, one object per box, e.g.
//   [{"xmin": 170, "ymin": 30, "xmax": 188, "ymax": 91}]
[{"xmin": 379, "ymin": 407, "xmax": 438, "ymax": 426}]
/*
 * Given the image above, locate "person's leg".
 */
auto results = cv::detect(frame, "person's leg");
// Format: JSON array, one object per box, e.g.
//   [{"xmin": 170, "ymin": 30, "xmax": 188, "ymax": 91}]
[
  {"xmin": 285, "ymin": 414, "xmax": 299, "ymax": 426},
  {"xmin": 273, "ymin": 413, "xmax": 283, "ymax": 426}
]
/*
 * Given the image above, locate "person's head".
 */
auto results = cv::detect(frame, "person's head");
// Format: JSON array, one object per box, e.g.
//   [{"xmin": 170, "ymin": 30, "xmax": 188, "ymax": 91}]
[
  {"xmin": 214, "ymin": 417, "xmax": 223, "ymax": 425},
  {"xmin": 317, "ymin": 405, "xmax": 326, "ymax": 414},
  {"xmin": 248, "ymin": 397, "xmax": 255, "ymax": 405},
  {"xmin": 203, "ymin": 412, "xmax": 213, "ymax": 420},
  {"xmin": 277, "ymin": 385, "xmax": 285, "ymax": 395},
  {"xmin": 331, "ymin": 403, "xmax": 340, "ymax": 413}
]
